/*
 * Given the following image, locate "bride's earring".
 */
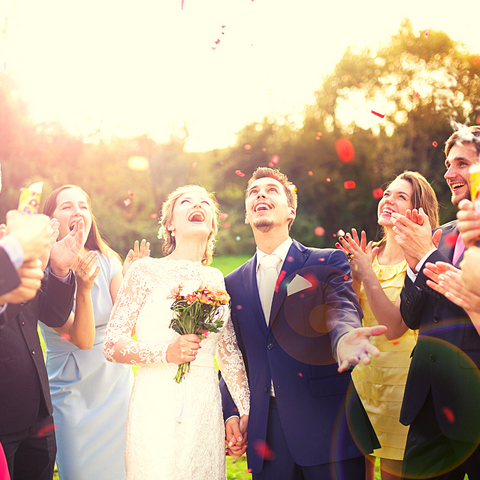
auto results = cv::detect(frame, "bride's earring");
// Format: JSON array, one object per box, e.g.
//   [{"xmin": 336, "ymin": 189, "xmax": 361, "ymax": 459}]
[{"xmin": 170, "ymin": 231, "xmax": 175, "ymax": 238}]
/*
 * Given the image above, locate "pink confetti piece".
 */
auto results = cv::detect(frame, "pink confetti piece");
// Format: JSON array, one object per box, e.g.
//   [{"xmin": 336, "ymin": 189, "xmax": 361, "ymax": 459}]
[
  {"xmin": 123, "ymin": 198, "xmax": 132, "ymax": 207},
  {"xmin": 244, "ymin": 144, "xmax": 252, "ymax": 150},
  {"xmin": 286, "ymin": 256, "xmax": 294, "ymax": 262},
  {"xmin": 214, "ymin": 38, "xmax": 220, "ymax": 44},
  {"xmin": 191, "ymin": 161, "xmax": 198, "ymax": 169},
  {"xmin": 222, "ymin": 25, "xmax": 226, "ymax": 28},
  {"xmin": 150, "ymin": 213, "xmax": 158, "ymax": 219},
  {"xmin": 414, "ymin": 92, "xmax": 420, "ymax": 100},
  {"xmin": 371, "ymin": 110, "xmax": 385, "ymax": 119},
  {"xmin": 246, "ymin": 469, "xmax": 252, "ymax": 474},
  {"xmin": 219, "ymin": 212, "xmax": 229, "ymax": 220},
  {"xmin": 303, "ymin": 273, "xmax": 318, "ymax": 290},
  {"xmin": 236, "ymin": 305, "xmax": 243, "ymax": 310},
  {"xmin": 253, "ymin": 440, "xmax": 276, "ymax": 460},
  {"xmin": 314, "ymin": 226, "xmax": 325, "ymax": 237},
  {"xmin": 344, "ymin": 181, "xmax": 356, "ymax": 190},
  {"xmin": 444, "ymin": 233, "xmax": 458, "ymax": 247},
  {"xmin": 261, "ymin": 147, "xmax": 266, "ymax": 152},
  {"xmin": 222, "ymin": 222, "xmax": 231, "ymax": 229},
  {"xmin": 442, "ymin": 407, "xmax": 455, "ymax": 423},
  {"xmin": 424, "ymin": 29, "xmax": 429, "ymax": 38},
  {"xmin": 212, "ymin": 46, "xmax": 217, "ymax": 50},
  {"xmin": 391, "ymin": 340, "xmax": 400, "ymax": 345},
  {"xmin": 316, "ymin": 132, "xmax": 322, "ymax": 136},
  {"xmin": 315, "ymin": 136, "xmax": 321, "ymax": 140},
  {"xmin": 373, "ymin": 188, "xmax": 383, "ymax": 199},
  {"xmin": 269, "ymin": 154, "xmax": 280, "ymax": 167},
  {"xmin": 326, "ymin": 178, "xmax": 331, "ymax": 182},
  {"xmin": 235, "ymin": 170, "xmax": 245, "ymax": 177},
  {"xmin": 334, "ymin": 138, "xmax": 355, "ymax": 163},
  {"xmin": 298, "ymin": 372, "xmax": 303, "ymax": 377},
  {"xmin": 275, "ymin": 270, "xmax": 286, "ymax": 292},
  {"xmin": 308, "ymin": 171, "xmax": 313, "ymax": 176},
  {"xmin": 432, "ymin": 141, "xmax": 438, "ymax": 147},
  {"xmin": 128, "ymin": 190, "xmax": 135, "ymax": 198}
]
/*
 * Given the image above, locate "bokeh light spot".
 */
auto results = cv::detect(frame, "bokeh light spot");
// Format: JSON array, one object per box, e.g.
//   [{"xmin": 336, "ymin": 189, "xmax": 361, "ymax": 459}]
[
  {"xmin": 314, "ymin": 226, "xmax": 325, "ymax": 237},
  {"xmin": 334, "ymin": 138, "xmax": 355, "ymax": 163},
  {"xmin": 373, "ymin": 188, "xmax": 383, "ymax": 199}
]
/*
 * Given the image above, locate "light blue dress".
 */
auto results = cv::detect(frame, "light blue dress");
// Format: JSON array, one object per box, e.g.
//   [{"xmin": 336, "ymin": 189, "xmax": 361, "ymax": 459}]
[{"xmin": 40, "ymin": 252, "xmax": 133, "ymax": 480}]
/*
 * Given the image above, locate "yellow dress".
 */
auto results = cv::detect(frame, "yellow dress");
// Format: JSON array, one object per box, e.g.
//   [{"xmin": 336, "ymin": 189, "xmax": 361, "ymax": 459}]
[{"xmin": 352, "ymin": 256, "xmax": 416, "ymax": 461}]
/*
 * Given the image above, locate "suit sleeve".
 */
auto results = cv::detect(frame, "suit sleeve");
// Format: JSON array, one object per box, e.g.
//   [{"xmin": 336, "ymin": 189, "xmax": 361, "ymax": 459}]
[{"xmin": 0, "ymin": 247, "xmax": 21, "ymax": 298}]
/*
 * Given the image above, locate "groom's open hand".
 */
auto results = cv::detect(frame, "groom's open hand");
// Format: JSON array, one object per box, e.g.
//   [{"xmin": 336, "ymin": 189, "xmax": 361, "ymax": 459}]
[
  {"xmin": 337, "ymin": 325, "xmax": 387, "ymax": 373},
  {"xmin": 225, "ymin": 415, "xmax": 248, "ymax": 457}
]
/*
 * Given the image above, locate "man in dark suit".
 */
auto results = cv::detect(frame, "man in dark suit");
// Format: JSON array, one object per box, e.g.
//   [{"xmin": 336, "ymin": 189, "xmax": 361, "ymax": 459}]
[
  {"xmin": 221, "ymin": 167, "xmax": 386, "ymax": 480},
  {"xmin": 0, "ymin": 176, "xmax": 83, "ymax": 479},
  {"xmin": 392, "ymin": 125, "xmax": 480, "ymax": 479}
]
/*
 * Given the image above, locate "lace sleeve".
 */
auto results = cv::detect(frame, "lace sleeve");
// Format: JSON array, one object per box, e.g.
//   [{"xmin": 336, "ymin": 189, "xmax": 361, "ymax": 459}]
[
  {"xmin": 217, "ymin": 311, "xmax": 250, "ymax": 416},
  {"xmin": 103, "ymin": 259, "xmax": 170, "ymax": 364}
]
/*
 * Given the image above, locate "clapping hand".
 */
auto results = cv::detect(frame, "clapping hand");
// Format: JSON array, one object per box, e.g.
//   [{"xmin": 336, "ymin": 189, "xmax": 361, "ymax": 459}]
[
  {"xmin": 123, "ymin": 239, "xmax": 150, "ymax": 277},
  {"xmin": 337, "ymin": 325, "xmax": 387, "ymax": 373},
  {"xmin": 49, "ymin": 217, "xmax": 85, "ymax": 277},
  {"xmin": 74, "ymin": 251, "xmax": 100, "ymax": 293},
  {"xmin": 0, "ymin": 259, "xmax": 44, "ymax": 305}
]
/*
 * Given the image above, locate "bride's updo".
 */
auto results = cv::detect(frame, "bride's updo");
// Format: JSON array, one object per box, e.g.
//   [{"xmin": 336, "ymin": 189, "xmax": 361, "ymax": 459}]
[{"xmin": 158, "ymin": 185, "xmax": 219, "ymax": 266}]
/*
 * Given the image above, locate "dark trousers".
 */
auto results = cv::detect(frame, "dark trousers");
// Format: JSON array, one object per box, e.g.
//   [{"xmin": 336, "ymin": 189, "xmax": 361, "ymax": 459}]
[
  {"xmin": 253, "ymin": 397, "xmax": 365, "ymax": 480},
  {"xmin": 402, "ymin": 392, "xmax": 480, "ymax": 479},
  {"xmin": 0, "ymin": 407, "xmax": 56, "ymax": 480}
]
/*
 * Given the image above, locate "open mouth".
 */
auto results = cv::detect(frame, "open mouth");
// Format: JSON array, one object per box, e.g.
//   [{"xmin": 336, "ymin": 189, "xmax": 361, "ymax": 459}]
[
  {"xmin": 450, "ymin": 182, "xmax": 466, "ymax": 191},
  {"xmin": 188, "ymin": 211, "xmax": 205, "ymax": 223},
  {"xmin": 382, "ymin": 208, "xmax": 393, "ymax": 216},
  {"xmin": 254, "ymin": 202, "xmax": 271, "ymax": 212},
  {"xmin": 69, "ymin": 219, "xmax": 79, "ymax": 231}
]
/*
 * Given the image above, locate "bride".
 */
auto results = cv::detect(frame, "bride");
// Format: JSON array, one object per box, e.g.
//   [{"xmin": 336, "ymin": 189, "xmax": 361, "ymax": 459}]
[{"xmin": 103, "ymin": 185, "xmax": 250, "ymax": 480}]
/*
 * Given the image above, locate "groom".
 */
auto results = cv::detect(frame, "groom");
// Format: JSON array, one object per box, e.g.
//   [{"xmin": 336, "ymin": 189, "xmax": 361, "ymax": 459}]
[{"xmin": 220, "ymin": 167, "xmax": 385, "ymax": 479}]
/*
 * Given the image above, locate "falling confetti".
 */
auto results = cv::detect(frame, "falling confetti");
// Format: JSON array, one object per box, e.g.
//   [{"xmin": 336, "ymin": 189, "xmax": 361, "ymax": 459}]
[
  {"xmin": 373, "ymin": 188, "xmax": 383, "ymax": 199},
  {"xmin": 127, "ymin": 190, "xmax": 135, "ymax": 198},
  {"xmin": 235, "ymin": 170, "xmax": 245, "ymax": 177},
  {"xmin": 123, "ymin": 198, "xmax": 132, "ymax": 207},
  {"xmin": 316, "ymin": 132, "xmax": 322, "ymax": 137},
  {"xmin": 246, "ymin": 469, "xmax": 252, "ymax": 474},
  {"xmin": 261, "ymin": 147, "xmax": 267, "ymax": 152},
  {"xmin": 326, "ymin": 178, "xmax": 331, "ymax": 182},
  {"xmin": 392, "ymin": 340, "xmax": 400, "ymax": 345},
  {"xmin": 244, "ymin": 144, "xmax": 252, "ymax": 150},
  {"xmin": 253, "ymin": 440, "xmax": 276, "ymax": 460},
  {"xmin": 473, "ymin": 57, "xmax": 480, "ymax": 66},
  {"xmin": 219, "ymin": 213, "xmax": 229, "ymax": 220},
  {"xmin": 334, "ymin": 138, "xmax": 355, "ymax": 163},
  {"xmin": 343, "ymin": 275, "xmax": 349, "ymax": 281},
  {"xmin": 344, "ymin": 181, "xmax": 356, "ymax": 190},
  {"xmin": 337, "ymin": 229, "xmax": 346, "ymax": 237},
  {"xmin": 298, "ymin": 372, "xmax": 303, "ymax": 377},
  {"xmin": 444, "ymin": 233, "xmax": 458, "ymax": 247},
  {"xmin": 269, "ymin": 154, "xmax": 280, "ymax": 167},
  {"xmin": 37, "ymin": 423, "xmax": 56, "ymax": 438},
  {"xmin": 214, "ymin": 38, "xmax": 220, "ymax": 44},
  {"xmin": 275, "ymin": 270, "xmax": 287, "ymax": 292},
  {"xmin": 314, "ymin": 226, "xmax": 325, "ymax": 237},
  {"xmin": 191, "ymin": 161, "xmax": 198, "ymax": 169},
  {"xmin": 371, "ymin": 110, "xmax": 385, "ymax": 119},
  {"xmin": 150, "ymin": 213, "xmax": 158, "ymax": 219},
  {"xmin": 414, "ymin": 92, "xmax": 420, "ymax": 100},
  {"xmin": 236, "ymin": 304, "xmax": 243, "ymax": 310},
  {"xmin": 432, "ymin": 141, "xmax": 438, "ymax": 147},
  {"xmin": 424, "ymin": 29, "xmax": 430, "ymax": 38},
  {"xmin": 442, "ymin": 407, "xmax": 455, "ymax": 423},
  {"xmin": 286, "ymin": 256, "xmax": 294, "ymax": 262},
  {"xmin": 222, "ymin": 222, "xmax": 231, "ymax": 229},
  {"xmin": 308, "ymin": 171, "xmax": 313, "ymax": 176}
]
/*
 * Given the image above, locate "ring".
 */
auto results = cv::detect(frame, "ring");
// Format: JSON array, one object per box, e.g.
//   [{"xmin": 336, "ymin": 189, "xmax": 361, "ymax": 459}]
[
  {"xmin": 347, "ymin": 253, "xmax": 354, "ymax": 262},
  {"xmin": 191, "ymin": 350, "xmax": 195, "ymax": 355}
]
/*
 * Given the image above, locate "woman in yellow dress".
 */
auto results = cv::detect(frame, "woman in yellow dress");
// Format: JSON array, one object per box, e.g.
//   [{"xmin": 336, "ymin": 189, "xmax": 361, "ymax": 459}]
[{"xmin": 337, "ymin": 171, "xmax": 439, "ymax": 480}]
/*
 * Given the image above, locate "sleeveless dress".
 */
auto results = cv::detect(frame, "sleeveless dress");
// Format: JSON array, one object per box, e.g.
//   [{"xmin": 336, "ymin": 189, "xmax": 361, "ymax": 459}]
[
  {"xmin": 40, "ymin": 252, "xmax": 133, "ymax": 480},
  {"xmin": 104, "ymin": 257, "xmax": 250, "ymax": 480},
  {"xmin": 352, "ymin": 256, "xmax": 416, "ymax": 460}
]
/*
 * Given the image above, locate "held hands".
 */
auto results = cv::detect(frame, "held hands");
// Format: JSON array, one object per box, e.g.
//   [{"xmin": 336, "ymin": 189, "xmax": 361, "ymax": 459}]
[
  {"xmin": 49, "ymin": 217, "xmax": 85, "ymax": 277},
  {"xmin": 74, "ymin": 251, "xmax": 100, "ymax": 293},
  {"xmin": 336, "ymin": 229, "xmax": 379, "ymax": 282},
  {"xmin": 337, "ymin": 325, "xmax": 388, "ymax": 373},
  {"xmin": 225, "ymin": 415, "xmax": 248, "ymax": 457},
  {"xmin": 165, "ymin": 334, "xmax": 201, "ymax": 365},
  {"xmin": 457, "ymin": 199, "xmax": 480, "ymax": 248},
  {"xmin": 391, "ymin": 208, "xmax": 441, "ymax": 270},
  {"xmin": 0, "ymin": 259, "xmax": 44, "ymax": 305},
  {"xmin": 123, "ymin": 239, "xmax": 150, "ymax": 277}
]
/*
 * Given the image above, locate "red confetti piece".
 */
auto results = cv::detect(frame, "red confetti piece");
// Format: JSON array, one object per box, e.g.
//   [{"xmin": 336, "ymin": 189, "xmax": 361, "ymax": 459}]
[
  {"xmin": 222, "ymin": 25, "xmax": 226, "ymax": 28},
  {"xmin": 235, "ymin": 170, "xmax": 245, "ymax": 177},
  {"xmin": 424, "ymin": 30, "xmax": 429, "ymax": 38},
  {"xmin": 444, "ymin": 233, "xmax": 458, "ymax": 247},
  {"xmin": 222, "ymin": 222, "xmax": 231, "ymax": 229},
  {"xmin": 212, "ymin": 46, "xmax": 217, "ymax": 50},
  {"xmin": 221, "ymin": 32, "xmax": 225, "ymax": 35},
  {"xmin": 326, "ymin": 178, "xmax": 331, "ymax": 182},
  {"xmin": 303, "ymin": 273, "xmax": 318, "ymax": 290},
  {"xmin": 298, "ymin": 372, "xmax": 303, "ymax": 377},
  {"xmin": 344, "ymin": 181, "xmax": 356, "ymax": 190},
  {"xmin": 442, "ymin": 407, "xmax": 455, "ymax": 423},
  {"xmin": 432, "ymin": 141, "xmax": 438, "ymax": 147},
  {"xmin": 253, "ymin": 440, "xmax": 276, "ymax": 460},
  {"xmin": 236, "ymin": 305, "xmax": 243, "ymax": 310},
  {"xmin": 275, "ymin": 270, "xmax": 287, "ymax": 292},
  {"xmin": 343, "ymin": 275, "xmax": 349, "ymax": 281},
  {"xmin": 246, "ymin": 469, "xmax": 252, "ymax": 474},
  {"xmin": 319, "ymin": 258, "xmax": 325, "ymax": 262},
  {"xmin": 371, "ymin": 110, "xmax": 385, "ymax": 119},
  {"xmin": 473, "ymin": 57, "xmax": 480, "ymax": 66},
  {"xmin": 191, "ymin": 161, "xmax": 198, "ymax": 169},
  {"xmin": 373, "ymin": 188, "xmax": 383, "ymax": 199},
  {"xmin": 308, "ymin": 171, "xmax": 313, "ymax": 176},
  {"xmin": 414, "ymin": 92, "xmax": 420, "ymax": 100},
  {"xmin": 334, "ymin": 138, "xmax": 355, "ymax": 163},
  {"xmin": 244, "ymin": 144, "xmax": 252, "ymax": 150},
  {"xmin": 127, "ymin": 190, "xmax": 135, "ymax": 198},
  {"xmin": 269, "ymin": 154, "xmax": 280, "ymax": 167},
  {"xmin": 37, "ymin": 423, "xmax": 56, "ymax": 438},
  {"xmin": 123, "ymin": 198, "xmax": 132, "ymax": 207},
  {"xmin": 391, "ymin": 340, "xmax": 400, "ymax": 345},
  {"xmin": 286, "ymin": 256, "xmax": 294, "ymax": 262},
  {"xmin": 214, "ymin": 38, "xmax": 220, "ymax": 44},
  {"xmin": 314, "ymin": 226, "xmax": 325, "ymax": 237},
  {"xmin": 219, "ymin": 212, "xmax": 229, "ymax": 220}
]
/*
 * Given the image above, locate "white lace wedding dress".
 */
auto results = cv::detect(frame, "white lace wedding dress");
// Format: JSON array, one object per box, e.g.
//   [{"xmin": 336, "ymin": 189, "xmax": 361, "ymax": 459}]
[{"xmin": 103, "ymin": 258, "xmax": 250, "ymax": 480}]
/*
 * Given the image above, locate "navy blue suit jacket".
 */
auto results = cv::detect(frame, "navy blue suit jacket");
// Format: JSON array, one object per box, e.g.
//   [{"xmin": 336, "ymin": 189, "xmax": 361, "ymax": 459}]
[
  {"xmin": 221, "ymin": 240, "xmax": 378, "ymax": 473},
  {"xmin": 400, "ymin": 220, "xmax": 480, "ymax": 443},
  {"xmin": 0, "ymin": 247, "xmax": 21, "ymax": 298}
]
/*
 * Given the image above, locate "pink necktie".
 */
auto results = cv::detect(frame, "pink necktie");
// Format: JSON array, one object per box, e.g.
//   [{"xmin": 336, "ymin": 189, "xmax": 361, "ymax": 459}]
[{"xmin": 452, "ymin": 233, "xmax": 465, "ymax": 265}]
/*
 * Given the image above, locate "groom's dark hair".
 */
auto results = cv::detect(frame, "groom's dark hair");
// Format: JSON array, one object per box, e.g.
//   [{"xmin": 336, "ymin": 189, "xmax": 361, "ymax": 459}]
[{"xmin": 246, "ymin": 167, "xmax": 297, "ymax": 231}]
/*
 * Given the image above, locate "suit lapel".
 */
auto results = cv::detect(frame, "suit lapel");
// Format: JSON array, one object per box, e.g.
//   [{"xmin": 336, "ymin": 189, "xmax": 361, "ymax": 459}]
[
  {"xmin": 268, "ymin": 240, "xmax": 308, "ymax": 330},
  {"xmin": 438, "ymin": 221, "xmax": 459, "ymax": 264},
  {"xmin": 241, "ymin": 254, "xmax": 269, "ymax": 335}
]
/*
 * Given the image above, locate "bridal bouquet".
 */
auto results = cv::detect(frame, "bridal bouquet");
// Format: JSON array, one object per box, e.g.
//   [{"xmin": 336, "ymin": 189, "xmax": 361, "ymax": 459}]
[{"xmin": 168, "ymin": 281, "xmax": 230, "ymax": 383}]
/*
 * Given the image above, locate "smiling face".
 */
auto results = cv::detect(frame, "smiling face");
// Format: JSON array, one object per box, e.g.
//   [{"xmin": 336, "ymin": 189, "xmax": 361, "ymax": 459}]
[
  {"xmin": 169, "ymin": 191, "xmax": 215, "ymax": 241},
  {"xmin": 377, "ymin": 178, "xmax": 414, "ymax": 227},
  {"xmin": 245, "ymin": 177, "xmax": 296, "ymax": 234},
  {"xmin": 52, "ymin": 187, "xmax": 92, "ymax": 243},
  {"xmin": 444, "ymin": 142, "xmax": 480, "ymax": 205}
]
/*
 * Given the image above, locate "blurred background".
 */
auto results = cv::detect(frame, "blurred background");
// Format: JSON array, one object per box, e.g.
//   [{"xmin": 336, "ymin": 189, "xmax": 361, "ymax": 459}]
[{"xmin": 1, "ymin": 0, "xmax": 480, "ymax": 259}]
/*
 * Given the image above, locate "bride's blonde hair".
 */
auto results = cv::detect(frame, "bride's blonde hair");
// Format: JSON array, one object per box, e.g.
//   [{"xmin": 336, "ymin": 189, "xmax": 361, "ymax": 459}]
[{"xmin": 158, "ymin": 185, "xmax": 219, "ymax": 265}]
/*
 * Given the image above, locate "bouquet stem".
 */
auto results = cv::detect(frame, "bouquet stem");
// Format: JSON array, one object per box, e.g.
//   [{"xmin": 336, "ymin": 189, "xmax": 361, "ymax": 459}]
[{"xmin": 175, "ymin": 362, "xmax": 191, "ymax": 384}]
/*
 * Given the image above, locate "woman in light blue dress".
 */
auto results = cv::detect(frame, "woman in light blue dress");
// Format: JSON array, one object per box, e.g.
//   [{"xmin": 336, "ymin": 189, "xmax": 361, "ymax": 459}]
[{"xmin": 40, "ymin": 185, "xmax": 148, "ymax": 480}]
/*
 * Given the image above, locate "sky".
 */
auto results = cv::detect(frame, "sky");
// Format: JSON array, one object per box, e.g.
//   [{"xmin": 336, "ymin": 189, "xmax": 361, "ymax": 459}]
[{"xmin": 2, "ymin": 0, "xmax": 480, "ymax": 152}]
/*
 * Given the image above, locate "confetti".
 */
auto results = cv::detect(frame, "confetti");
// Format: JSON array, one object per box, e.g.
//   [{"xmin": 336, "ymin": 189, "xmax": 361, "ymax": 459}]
[
  {"xmin": 326, "ymin": 178, "xmax": 331, "ymax": 182},
  {"xmin": 424, "ymin": 29, "xmax": 429, "ymax": 38},
  {"xmin": 444, "ymin": 233, "xmax": 458, "ymax": 247},
  {"xmin": 344, "ymin": 181, "xmax": 356, "ymax": 190},
  {"xmin": 244, "ymin": 144, "xmax": 252, "ymax": 150},
  {"xmin": 219, "ymin": 212, "xmax": 229, "ymax": 220},
  {"xmin": 261, "ymin": 147, "xmax": 266, "ymax": 152},
  {"xmin": 37, "ymin": 423, "xmax": 56, "ymax": 438},
  {"xmin": 334, "ymin": 138, "xmax": 355, "ymax": 163},
  {"xmin": 236, "ymin": 236, "xmax": 241, "ymax": 241},
  {"xmin": 236, "ymin": 304, "xmax": 243, "ymax": 310},
  {"xmin": 316, "ymin": 132, "xmax": 322, "ymax": 136},
  {"xmin": 214, "ymin": 38, "xmax": 220, "ymax": 44},
  {"xmin": 315, "ymin": 136, "xmax": 321, "ymax": 141},
  {"xmin": 212, "ymin": 46, "xmax": 217, "ymax": 50},
  {"xmin": 442, "ymin": 407, "xmax": 455, "ymax": 423},
  {"xmin": 191, "ymin": 161, "xmax": 198, "ymax": 169},
  {"xmin": 473, "ymin": 57, "xmax": 480, "ymax": 66},
  {"xmin": 150, "ymin": 213, "xmax": 158, "ymax": 219},
  {"xmin": 373, "ymin": 188, "xmax": 383, "ymax": 199},
  {"xmin": 314, "ymin": 226, "xmax": 325, "ymax": 237},
  {"xmin": 391, "ymin": 340, "xmax": 400, "ymax": 345},
  {"xmin": 432, "ymin": 141, "xmax": 438, "ymax": 147},
  {"xmin": 127, "ymin": 190, "xmax": 135, "ymax": 198},
  {"xmin": 246, "ymin": 469, "xmax": 252, "ymax": 474},
  {"xmin": 235, "ymin": 170, "xmax": 245, "ymax": 177},
  {"xmin": 414, "ymin": 92, "xmax": 420, "ymax": 100},
  {"xmin": 286, "ymin": 256, "xmax": 294, "ymax": 262},
  {"xmin": 123, "ymin": 198, "xmax": 132, "ymax": 207},
  {"xmin": 222, "ymin": 222, "xmax": 231, "ymax": 229},
  {"xmin": 298, "ymin": 372, "xmax": 303, "ymax": 377},
  {"xmin": 269, "ymin": 154, "xmax": 280, "ymax": 167},
  {"xmin": 343, "ymin": 275, "xmax": 349, "ymax": 281},
  {"xmin": 308, "ymin": 171, "xmax": 313, "ymax": 176},
  {"xmin": 371, "ymin": 110, "xmax": 385, "ymax": 119},
  {"xmin": 253, "ymin": 440, "xmax": 276, "ymax": 460},
  {"xmin": 337, "ymin": 229, "xmax": 345, "ymax": 237}
]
